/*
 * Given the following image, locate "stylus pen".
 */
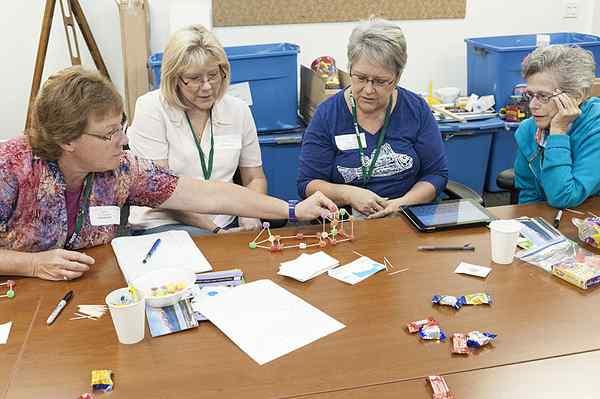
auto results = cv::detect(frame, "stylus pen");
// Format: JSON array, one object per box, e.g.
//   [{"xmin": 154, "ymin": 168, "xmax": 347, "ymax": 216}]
[
  {"xmin": 553, "ymin": 209, "xmax": 564, "ymax": 228},
  {"xmin": 417, "ymin": 244, "xmax": 475, "ymax": 251}
]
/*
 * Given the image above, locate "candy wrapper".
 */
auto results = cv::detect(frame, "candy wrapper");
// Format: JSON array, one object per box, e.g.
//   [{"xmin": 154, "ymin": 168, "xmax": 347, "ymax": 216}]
[
  {"xmin": 407, "ymin": 317, "xmax": 438, "ymax": 333},
  {"xmin": 91, "ymin": 369, "xmax": 113, "ymax": 392},
  {"xmin": 419, "ymin": 324, "xmax": 447, "ymax": 341},
  {"xmin": 462, "ymin": 293, "xmax": 493, "ymax": 305},
  {"xmin": 573, "ymin": 217, "xmax": 600, "ymax": 249},
  {"xmin": 432, "ymin": 295, "xmax": 464, "ymax": 310},
  {"xmin": 426, "ymin": 375, "xmax": 455, "ymax": 399},
  {"xmin": 466, "ymin": 331, "xmax": 497, "ymax": 348},
  {"xmin": 452, "ymin": 333, "xmax": 469, "ymax": 354},
  {"xmin": 310, "ymin": 56, "xmax": 341, "ymax": 89}
]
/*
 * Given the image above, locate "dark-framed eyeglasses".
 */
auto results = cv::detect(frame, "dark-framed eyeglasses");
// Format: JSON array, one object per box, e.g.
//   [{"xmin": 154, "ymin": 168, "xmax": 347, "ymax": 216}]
[
  {"xmin": 349, "ymin": 71, "xmax": 396, "ymax": 89},
  {"xmin": 523, "ymin": 90, "xmax": 562, "ymax": 104},
  {"xmin": 83, "ymin": 114, "xmax": 128, "ymax": 142},
  {"xmin": 179, "ymin": 65, "xmax": 226, "ymax": 88}
]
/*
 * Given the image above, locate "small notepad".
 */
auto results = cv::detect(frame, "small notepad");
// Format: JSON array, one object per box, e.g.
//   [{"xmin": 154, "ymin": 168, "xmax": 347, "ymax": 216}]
[{"xmin": 278, "ymin": 252, "xmax": 340, "ymax": 282}]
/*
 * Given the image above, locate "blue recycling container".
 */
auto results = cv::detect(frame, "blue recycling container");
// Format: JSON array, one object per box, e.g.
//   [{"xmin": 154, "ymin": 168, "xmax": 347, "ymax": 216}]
[
  {"xmin": 258, "ymin": 128, "xmax": 304, "ymax": 201},
  {"xmin": 148, "ymin": 43, "xmax": 301, "ymax": 133},
  {"xmin": 465, "ymin": 33, "xmax": 600, "ymax": 108},
  {"xmin": 439, "ymin": 117, "xmax": 505, "ymax": 194}
]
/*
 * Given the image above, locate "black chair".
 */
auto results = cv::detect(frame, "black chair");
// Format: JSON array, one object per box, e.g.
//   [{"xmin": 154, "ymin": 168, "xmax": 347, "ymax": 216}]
[{"xmin": 496, "ymin": 168, "xmax": 519, "ymax": 204}]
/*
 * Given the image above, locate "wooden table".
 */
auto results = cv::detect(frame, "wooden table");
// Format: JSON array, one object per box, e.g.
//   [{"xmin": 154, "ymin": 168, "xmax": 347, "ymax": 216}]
[{"xmin": 2, "ymin": 199, "xmax": 599, "ymax": 398}]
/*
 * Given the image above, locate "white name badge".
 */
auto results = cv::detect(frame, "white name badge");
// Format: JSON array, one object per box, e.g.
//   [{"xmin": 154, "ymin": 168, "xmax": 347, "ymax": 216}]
[
  {"xmin": 214, "ymin": 135, "xmax": 242, "ymax": 150},
  {"xmin": 89, "ymin": 206, "xmax": 121, "ymax": 226},
  {"xmin": 335, "ymin": 133, "xmax": 366, "ymax": 151}
]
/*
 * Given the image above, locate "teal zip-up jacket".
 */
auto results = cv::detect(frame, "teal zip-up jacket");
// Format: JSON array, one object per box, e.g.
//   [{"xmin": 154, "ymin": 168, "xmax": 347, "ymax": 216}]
[{"xmin": 514, "ymin": 97, "xmax": 600, "ymax": 208}]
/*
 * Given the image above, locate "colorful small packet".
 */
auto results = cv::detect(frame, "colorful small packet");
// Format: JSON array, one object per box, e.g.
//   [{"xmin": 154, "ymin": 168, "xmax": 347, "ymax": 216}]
[
  {"xmin": 426, "ymin": 375, "xmax": 455, "ymax": 399},
  {"xmin": 91, "ymin": 369, "xmax": 113, "ymax": 392},
  {"xmin": 572, "ymin": 217, "xmax": 600, "ymax": 249},
  {"xmin": 407, "ymin": 317, "xmax": 438, "ymax": 333},
  {"xmin": 452, "ymin": 333, "xmax": 469, "ymax": 355},
  {"xmin": 462, "ymin": 293, "xmax": 493, "ymax": 305},
  {"xmin": 419, "ymin": 324, "xmax": 447, "ymax": 341},
  {"xmin": 466, "ymin": 331, "xmax": 497, "ymax": 348},
  {"xmin": 432, "ymin": 295, "xmax": 464, "ymax": 310}
]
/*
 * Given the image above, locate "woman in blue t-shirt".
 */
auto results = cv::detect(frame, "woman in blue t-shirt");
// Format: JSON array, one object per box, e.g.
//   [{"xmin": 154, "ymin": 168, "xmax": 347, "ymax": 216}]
[{"xmin": 297, "ymin": 18, "xmax": 448, "ymax": 218}]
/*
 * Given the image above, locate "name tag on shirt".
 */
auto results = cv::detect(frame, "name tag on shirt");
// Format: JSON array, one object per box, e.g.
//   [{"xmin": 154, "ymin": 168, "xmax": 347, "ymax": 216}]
[
  {"xmin": 214, "ymin": 135, "xmax": 242, "ymax": 150},
  {"xmin": 89, "ymin": 206, "xmax": 121, "ymax": 226},
  {"xmin": 335, "ymin": 133, "xmax": 366, "ymax": 151}
]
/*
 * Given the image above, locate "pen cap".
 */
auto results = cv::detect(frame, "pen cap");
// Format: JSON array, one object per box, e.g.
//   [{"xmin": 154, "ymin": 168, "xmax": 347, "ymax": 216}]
[{"xmin": 105, "ymin": 287, "xmax": 145, "ymax": 344}]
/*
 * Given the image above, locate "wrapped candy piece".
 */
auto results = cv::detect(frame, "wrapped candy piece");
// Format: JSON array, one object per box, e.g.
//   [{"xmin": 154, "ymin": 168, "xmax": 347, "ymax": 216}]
[
  {"xmin": 419, "ymin": 324, "xmax": 447, "ymax": 341},
  {"xmin": 452, "ymin": 333, "xmax": 469, "ymax": 355},
  {"xmin": 432, "ymin": 295, "xmax": 464, "ymax": 310},
  {"xmin": 407, "ymin": 317, "xmax": 438, "ymax": 333},
  {"xmin": 572, "ymin": 217, "xmax": 600, "ymax": 249},
  {"xmin": 462, "ymin": 293, "xmax": 493, "ymax": 305},
  {"xmin": 426, "ymin": 375, "xmax": 455, "ymax": 399},
  {"xmin": 466, "ymin": 331, "xmax": 497, "ymax": 348},
  {"xmin": 91, "ymin": 369, "xmax": 113, "ymax": 392}
]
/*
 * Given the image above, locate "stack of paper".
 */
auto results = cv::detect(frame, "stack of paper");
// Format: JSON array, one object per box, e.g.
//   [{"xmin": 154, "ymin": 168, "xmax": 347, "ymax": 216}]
[
  {"xmin": 328, "ymin": 256, "xmax": 386, "ymax": 285},
  {"xmin": 278, "ymin": 251, "xmax": 340, "ymax": 282}
]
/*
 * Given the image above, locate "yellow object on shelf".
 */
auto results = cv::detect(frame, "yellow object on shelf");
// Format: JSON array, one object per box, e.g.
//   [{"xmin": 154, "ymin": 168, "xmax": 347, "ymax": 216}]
[{"xmin": 426, "ymin": 80, "xmax": 441, "ymax": 106}]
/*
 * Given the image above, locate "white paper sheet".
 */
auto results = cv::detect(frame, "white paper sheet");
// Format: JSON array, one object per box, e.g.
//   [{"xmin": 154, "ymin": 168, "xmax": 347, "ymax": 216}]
[
  {"xmin": 278, "ymin": 251, "xmax": 339, "ymax": 282},
  {"xmin": 111, "ymin": 230, "xmax": 212, "ymax": 283},
  {"xmin": 454, "ymin": 262, "xmax": 492, "ymax": 278},
  {"xmin": 327, "ymin": 256, "xmax": 385, "ymax": 285},
  {"xmin": 0, "ymin": 322, "xmax": 12, "ymax": 344},
  {"xmin": 195, "ymin": 280, "xmax": 345, "ymax": 365}
]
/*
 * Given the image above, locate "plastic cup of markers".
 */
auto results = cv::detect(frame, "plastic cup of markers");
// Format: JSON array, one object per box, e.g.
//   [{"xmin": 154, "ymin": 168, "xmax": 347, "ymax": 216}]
[
  {"xmin": 105, "ymin": 287, "xmax": 145, "ymax": 345},
  {"xmin": 489, "ymin": 220, "xmax": 522, "ymax": 264}
]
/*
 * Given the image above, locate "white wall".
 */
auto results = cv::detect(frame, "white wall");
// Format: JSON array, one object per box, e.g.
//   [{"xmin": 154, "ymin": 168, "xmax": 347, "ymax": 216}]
[{"xmin": 1, "ymin": 0, "xmax": 598, "ymax": 140}]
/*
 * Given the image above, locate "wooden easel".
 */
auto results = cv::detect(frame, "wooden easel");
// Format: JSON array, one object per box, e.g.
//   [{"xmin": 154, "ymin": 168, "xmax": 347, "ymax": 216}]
[{"xmin": 25, "ymin": 0, "xmax": 111, "ymax": 129}]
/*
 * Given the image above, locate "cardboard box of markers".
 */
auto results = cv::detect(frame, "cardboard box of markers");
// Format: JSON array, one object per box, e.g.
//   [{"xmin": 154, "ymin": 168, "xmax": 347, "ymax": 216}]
[{"xmin": 299, "ymin": 65, "xmax": 351, "ymax": 123}]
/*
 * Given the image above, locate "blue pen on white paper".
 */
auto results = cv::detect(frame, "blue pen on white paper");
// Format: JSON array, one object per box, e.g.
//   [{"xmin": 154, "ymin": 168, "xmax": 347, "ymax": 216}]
[{"xmin": 142, "ymin": 238, "xmax": 162, "ymax": 264}]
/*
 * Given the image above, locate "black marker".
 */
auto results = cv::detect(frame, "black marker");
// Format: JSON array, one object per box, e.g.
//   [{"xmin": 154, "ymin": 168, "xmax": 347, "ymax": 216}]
[{"xmin": 553, "ymin": 209, "xmax": 564, "ymax": 228}]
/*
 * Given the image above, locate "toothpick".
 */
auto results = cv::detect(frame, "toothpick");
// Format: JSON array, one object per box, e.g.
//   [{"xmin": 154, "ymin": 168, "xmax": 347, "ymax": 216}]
[
  {"xmin": 588, "ymin": 211, "xmax": 599, "ymax": 218},
  {"xmin": 383, "ymin": 256, "xmax": 394, "ymax": 269},
  {"xmin": 388, "ymin": 268, "xmax": 409, "ymax": 276},
  {"xmin": 564, "ymin": 208, "xmax": 585, "ymax": 216},
  {"xmin": 352, "ymin": 250, "xmax": 368, "ymax": 258}
]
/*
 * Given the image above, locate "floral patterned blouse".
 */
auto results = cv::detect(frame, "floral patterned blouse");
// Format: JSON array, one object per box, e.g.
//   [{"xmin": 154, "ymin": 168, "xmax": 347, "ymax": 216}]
[{"xmin": 0, "ymin": 137, "xmax": 178, "ymax": 252}]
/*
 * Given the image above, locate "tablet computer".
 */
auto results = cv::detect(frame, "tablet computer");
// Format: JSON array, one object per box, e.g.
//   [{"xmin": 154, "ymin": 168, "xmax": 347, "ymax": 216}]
[{"xmin": 400, "ymin": 199, "xmax": 496, "ymax": 232}]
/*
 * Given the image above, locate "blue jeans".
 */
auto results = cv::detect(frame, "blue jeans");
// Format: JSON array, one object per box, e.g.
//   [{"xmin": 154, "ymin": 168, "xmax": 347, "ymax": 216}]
[{"xmin": 130, "ymin": 218, "xmax": 239, "ymax": 237}]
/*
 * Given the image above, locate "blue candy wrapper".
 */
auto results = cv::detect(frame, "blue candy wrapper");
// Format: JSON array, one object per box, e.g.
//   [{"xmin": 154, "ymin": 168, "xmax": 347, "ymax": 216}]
[
  {"xmin": 419, "ymin": 324, "xmax": 447, "ymax": 341},
  {"xmin": 432, "ymin": 295, "xmax": 465, "ymax": 310},
  {"xmin": 466, "ymin": 331, "xmax": 497, "ymax": 348}
]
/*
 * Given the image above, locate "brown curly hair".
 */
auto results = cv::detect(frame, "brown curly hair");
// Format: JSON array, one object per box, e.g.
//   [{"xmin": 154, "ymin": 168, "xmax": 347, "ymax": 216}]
[{"xmin": 28, "ymin": 66, "xmax": 123, "ymax": 160}]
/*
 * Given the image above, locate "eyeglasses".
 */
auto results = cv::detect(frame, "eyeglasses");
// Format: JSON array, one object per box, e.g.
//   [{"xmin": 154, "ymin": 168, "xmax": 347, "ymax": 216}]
[
  {"xmin": 179, "ymin": 66, "xmax": 225, "ymax": 88},
  {"xmin": 349, "ymin": 71, "xmax": 396, "ymax": 89},
  {"xmin": 83, "ymin": 118, "xmax": 128, "ymax": 142},
  {"xmin": 523, "ymin": 90, "xmax": 562, "ymax": 104}
]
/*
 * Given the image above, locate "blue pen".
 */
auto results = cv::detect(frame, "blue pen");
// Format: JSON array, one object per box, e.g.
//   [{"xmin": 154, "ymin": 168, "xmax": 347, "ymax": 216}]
[{"xmin": 142, "ymin": 238, "xmax": 161, "ymax": 264}]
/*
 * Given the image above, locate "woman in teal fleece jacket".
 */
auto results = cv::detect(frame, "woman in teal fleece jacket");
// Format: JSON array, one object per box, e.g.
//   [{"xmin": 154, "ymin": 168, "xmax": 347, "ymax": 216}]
[{"xmin": 514, "ymin": 44, "xmax": 600, "ymax": 209}]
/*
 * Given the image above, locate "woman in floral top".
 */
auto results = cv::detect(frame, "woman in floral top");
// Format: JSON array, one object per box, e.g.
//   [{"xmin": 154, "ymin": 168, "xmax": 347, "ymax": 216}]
[{"xmin": 0, "ymin": 67, "xmax": 335, "ymax": 281}]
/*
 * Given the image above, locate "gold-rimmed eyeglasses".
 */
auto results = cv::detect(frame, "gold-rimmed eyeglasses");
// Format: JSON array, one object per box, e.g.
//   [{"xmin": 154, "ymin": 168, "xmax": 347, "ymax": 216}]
[
  {"xmin": 83, "ymin": 116, "xmax": 128, "ymax": 142},
  {"xmin": 179, "ymin": 66, "xmax": 226, "ymax": 88}
]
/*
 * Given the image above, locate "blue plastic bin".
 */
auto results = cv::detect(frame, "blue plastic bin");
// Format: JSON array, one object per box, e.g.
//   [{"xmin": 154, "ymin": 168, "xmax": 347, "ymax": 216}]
[
  {"xmin": 148, "ymin": 43, "xmax": 301, "ymax": 133},
  {"xmin": 258, "ymin": 128, "xmax": 304, "ymax": 201},
  {"xmin": 485, "ymin": 122, "xmax": 519, "ymax": 192},
  {"xmin": 439, "ymin": 118, "xmax": 505, "ymax": 194},
  {"xmin": 465, "ymin": 33, "xmax": 600, "ymax": 108}
]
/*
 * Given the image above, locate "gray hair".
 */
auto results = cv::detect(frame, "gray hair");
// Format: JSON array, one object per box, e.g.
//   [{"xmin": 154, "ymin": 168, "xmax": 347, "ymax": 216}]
[
  {"xmin": 347, "ymin": 18, "xmax": 407, "ymax": 81},
  {"xmin": 522, "ymin": 44, "xmax": 596, "ymax": 100}
]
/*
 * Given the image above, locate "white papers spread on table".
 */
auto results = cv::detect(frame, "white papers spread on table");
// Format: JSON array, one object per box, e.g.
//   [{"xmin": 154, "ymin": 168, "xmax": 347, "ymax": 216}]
[
  {"xmin": 278, "ymin": 251, "xmax": 340, "ymax": 282},
  {"xmin": 454, "ymin": 262, "xmax": 492, "ymax": 278},
  {"xmin": 194, "ymin": 279, "xmax": 345, "ymax": 365},
  {"xmin": 0, "ymin": 321, "xmax": 12, "ymax": 344},
  {"xmin": 111, "ymin": 230, "xmax": 212, "ymax": 284},
  {"xmin": 327, "ymin": 256, "xmax": 386, "ymax": 285}
]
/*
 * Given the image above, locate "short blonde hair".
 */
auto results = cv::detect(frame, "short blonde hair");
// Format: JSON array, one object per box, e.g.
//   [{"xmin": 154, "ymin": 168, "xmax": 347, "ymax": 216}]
[
  {"xmin": 28, "ymin": 66, "xmax": 123, "ymax": 160},
  {"xmin": 160, "ymin": 24, "xmax": 231, "ymax": 110}
]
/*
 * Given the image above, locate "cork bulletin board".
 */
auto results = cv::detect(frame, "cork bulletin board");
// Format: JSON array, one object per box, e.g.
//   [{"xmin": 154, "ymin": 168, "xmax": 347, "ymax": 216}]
[{"xmin": 213, "ymin": 0, "xmax": 466, "ymax": 27}]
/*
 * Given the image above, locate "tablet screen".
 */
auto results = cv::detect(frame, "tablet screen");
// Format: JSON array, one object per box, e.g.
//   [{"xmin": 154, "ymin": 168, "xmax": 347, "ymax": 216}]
[{"xmin": 406, "ymin": 200, "xmax": 493, "ymax": 227}]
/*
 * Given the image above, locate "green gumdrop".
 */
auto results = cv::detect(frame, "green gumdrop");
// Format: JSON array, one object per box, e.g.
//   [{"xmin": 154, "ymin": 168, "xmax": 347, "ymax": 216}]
[
  {"xmin": 249, "ymin": 242, "xmax": 257, "ymax": 249},
  {"xmin": 6, "ymin": 289, "xmax": 15, "ymax": 298},
  {"xmin": 339, "ymin": 208, "xmax": 347, "ymax": 216}
]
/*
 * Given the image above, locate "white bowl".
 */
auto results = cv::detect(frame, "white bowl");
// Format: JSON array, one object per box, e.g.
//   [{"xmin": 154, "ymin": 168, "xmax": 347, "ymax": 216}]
[
  {"xmin": 435, "ymin": 87, "xmax": 461, "ymax": 104},
  {"xmin": 133, "ymin": 267, "xmax": 196, "ymax": 308}
]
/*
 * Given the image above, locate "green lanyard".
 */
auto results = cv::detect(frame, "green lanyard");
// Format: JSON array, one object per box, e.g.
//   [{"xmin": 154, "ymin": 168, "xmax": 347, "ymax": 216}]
[
  {"xmin": 350, "ymin": 93, "xmax": 393, "ymax": 186},
  {"xmin": 185, "ymin": 110, "xmax": 214, "ymax": 180},
  {"xmin": 66, "ymin": 173, "xmax": 94, "ymax": 248}
]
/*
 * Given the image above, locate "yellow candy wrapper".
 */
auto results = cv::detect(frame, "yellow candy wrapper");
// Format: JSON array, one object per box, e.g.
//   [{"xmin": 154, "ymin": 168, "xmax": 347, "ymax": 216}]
[{"xmin": 91, "ymin": 369, "xmax": 113, "ymax": 392}]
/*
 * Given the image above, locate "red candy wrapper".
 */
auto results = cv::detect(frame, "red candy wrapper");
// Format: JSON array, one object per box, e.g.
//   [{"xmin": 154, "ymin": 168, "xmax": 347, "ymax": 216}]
[
  {"xmin": 427, "ymin": 375, "xmax": 455, "ymax": 399},
  {"xmin": 407, "ymin": 317, "xmax": 438, "ymax": 333},
  {"xmin": 452, "ymin": 333, "xmax": 469, "ymax": 355}
]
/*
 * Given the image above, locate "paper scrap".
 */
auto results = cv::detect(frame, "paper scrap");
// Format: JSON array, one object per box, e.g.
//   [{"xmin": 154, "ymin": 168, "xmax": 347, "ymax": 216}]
[
  {"xmin": 0, "ymin": 321, "xmax": 12, "ymax": 344},
  {"xmin": 454, "ymin": 262, "xmax": 491, "ymax": 278},
  {"xmin": 278, "ymin": 251, "xmax": 339, "ymax": 282},
  {"xmin": 328, "ymin": 256, "xmax": 386, "ymax": 285}
]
